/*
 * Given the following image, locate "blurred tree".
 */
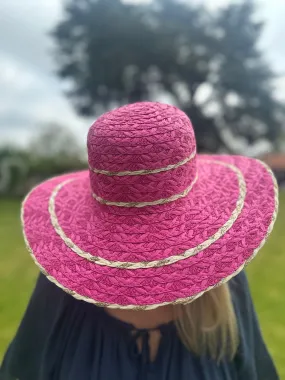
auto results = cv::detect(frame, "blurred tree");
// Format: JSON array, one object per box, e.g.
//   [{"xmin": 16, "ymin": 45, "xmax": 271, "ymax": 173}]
[
  {"xmin": 28, "ymin": 123, "xmax": 86, "ymax": 177},
  {"xmin": 29, "ymin": 122, "xmax": 84, "ymax": 161},
  {"xmin": 0, "ymin": 147, "xmax": 28, "ymax": 196},
  {"xmin": 52, "ymin": 0, "xmax": 285, "ymax": 152},
  {"xmin": 0, "ymin": 125, "xmax": 87, "ymax": 197}
]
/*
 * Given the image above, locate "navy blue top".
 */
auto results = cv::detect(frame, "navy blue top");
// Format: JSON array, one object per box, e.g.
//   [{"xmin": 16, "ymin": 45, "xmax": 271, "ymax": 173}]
[{"xmin": 0, "ymin": 271, "xmax": 279, "ymax": 380}]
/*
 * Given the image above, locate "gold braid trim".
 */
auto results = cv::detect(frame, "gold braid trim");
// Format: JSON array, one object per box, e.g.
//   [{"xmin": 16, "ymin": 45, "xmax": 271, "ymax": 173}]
[
  {"xmin": 92, "ymin": 173, "xmax": 198, "ymax": 208},
  {"xmin": 89, "ymin": 149, "xmax": 196, "ymax": 176}
]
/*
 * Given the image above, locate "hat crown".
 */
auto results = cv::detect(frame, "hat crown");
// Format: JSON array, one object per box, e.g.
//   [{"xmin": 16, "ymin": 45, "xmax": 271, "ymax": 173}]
[{"xmin": 87, "ymin": 102, "xmax": 197, "ymax": 206}]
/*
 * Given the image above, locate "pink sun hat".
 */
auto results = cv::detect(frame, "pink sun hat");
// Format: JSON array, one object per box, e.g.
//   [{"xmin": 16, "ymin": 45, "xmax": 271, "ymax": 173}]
[{"xmin": 22, "ymin": 102, "xmax": 278, "ymax": 310}]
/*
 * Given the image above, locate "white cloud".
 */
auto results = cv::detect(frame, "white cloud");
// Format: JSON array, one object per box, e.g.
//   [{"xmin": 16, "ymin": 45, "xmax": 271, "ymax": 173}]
[
  {"xmin": 0, "ymin": 0, "xmax": 91, "ymax": 148},
  {"xmin": 0, "ymin": 0, "xmax": 61, "ymax": 73}
]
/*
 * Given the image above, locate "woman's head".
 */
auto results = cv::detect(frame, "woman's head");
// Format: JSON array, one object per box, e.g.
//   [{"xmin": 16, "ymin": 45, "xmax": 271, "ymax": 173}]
[{"xmin": 22, "ymin": 102, "xmax": 278, "ymax": 325}]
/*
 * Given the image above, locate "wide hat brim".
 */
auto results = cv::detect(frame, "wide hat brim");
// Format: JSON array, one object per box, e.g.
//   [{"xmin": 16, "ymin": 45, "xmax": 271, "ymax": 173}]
[{"xmin": 22, "ymin": 155, "xmax": 278, "ymax": 310}]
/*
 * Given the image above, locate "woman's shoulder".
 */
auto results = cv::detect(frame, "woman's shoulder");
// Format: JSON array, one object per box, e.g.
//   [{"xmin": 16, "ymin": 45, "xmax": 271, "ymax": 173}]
[
  {"xmin": 228, "ymin": 270, "xmax": 251, "ymax": 307},
  {"xmin": 228, "ymin": 270, "xmax": 258, "ymax": 336},
  {"xmin": 228, "ymin": 271, "xmax": 279, "ymax": 379}
]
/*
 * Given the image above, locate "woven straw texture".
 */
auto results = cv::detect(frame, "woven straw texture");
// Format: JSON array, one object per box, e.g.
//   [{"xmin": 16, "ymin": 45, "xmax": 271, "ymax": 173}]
[{"xmin": 22, "ymin": 102, "xmax": 278, "ymax": 309}]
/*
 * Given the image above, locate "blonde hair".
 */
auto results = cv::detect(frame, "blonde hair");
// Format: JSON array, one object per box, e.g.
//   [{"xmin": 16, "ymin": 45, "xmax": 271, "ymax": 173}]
[{"xmin": 174, "ymin": 283, "xmax": 239, "ymax": 361}]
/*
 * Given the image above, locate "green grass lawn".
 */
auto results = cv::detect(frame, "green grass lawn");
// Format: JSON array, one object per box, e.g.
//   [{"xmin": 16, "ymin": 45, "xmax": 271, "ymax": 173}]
[{"xmin": 1, "ymin": 196, "xmax": 285, "ymax": 377}]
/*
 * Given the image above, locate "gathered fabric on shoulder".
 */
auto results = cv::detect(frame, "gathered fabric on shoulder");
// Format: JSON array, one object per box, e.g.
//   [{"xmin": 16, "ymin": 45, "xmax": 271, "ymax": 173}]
[{"xmin": 0, "ymin": 271, "xmax": 279, "ymax": 380}]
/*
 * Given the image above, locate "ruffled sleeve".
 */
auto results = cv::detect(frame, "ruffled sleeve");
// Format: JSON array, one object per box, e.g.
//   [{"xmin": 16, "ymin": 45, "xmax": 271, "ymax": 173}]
[
  {"xmin": 0, "ymin": 274, "xmax": 154, "ymax": 380},
  {"xmin": 0, "ymin": 274, "xmax": 67, "ymax": 380},
  {"xmin": 231, "ymin": 271, "xmax": 279, "ymax": 380}
]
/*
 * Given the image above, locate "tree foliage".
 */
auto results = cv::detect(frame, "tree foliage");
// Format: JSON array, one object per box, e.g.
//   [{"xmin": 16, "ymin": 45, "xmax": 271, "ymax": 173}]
[
  {"xmin": 0, "ymin": 124, "xmax": 86, "ymax": 196},
  {"xmin": 52, "ymin": 0, "xmax": 284, "ymax": 152},
  {"xmin": 29, "ymin": 122, "xmax": 84, "ymax": 162}
]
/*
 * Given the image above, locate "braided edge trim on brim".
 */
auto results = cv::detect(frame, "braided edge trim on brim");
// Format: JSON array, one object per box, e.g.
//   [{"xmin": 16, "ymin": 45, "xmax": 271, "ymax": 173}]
[
  {"xmin": 48, "ymin": 160, "xmax": 245, "ymax": 269},
  {"xmin": 89, "ymin": 149, "xmax": 196, "ymax": 176},
  {"xmin": 21, "ymin": 159, "xmax": 279, "ymax": 310}
]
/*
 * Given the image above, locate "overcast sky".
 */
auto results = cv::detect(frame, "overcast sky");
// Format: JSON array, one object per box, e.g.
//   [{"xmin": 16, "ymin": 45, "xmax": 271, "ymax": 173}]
[{"xmin": 0, "ymin": 0, "xmax": 285, "ymax": 148}]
